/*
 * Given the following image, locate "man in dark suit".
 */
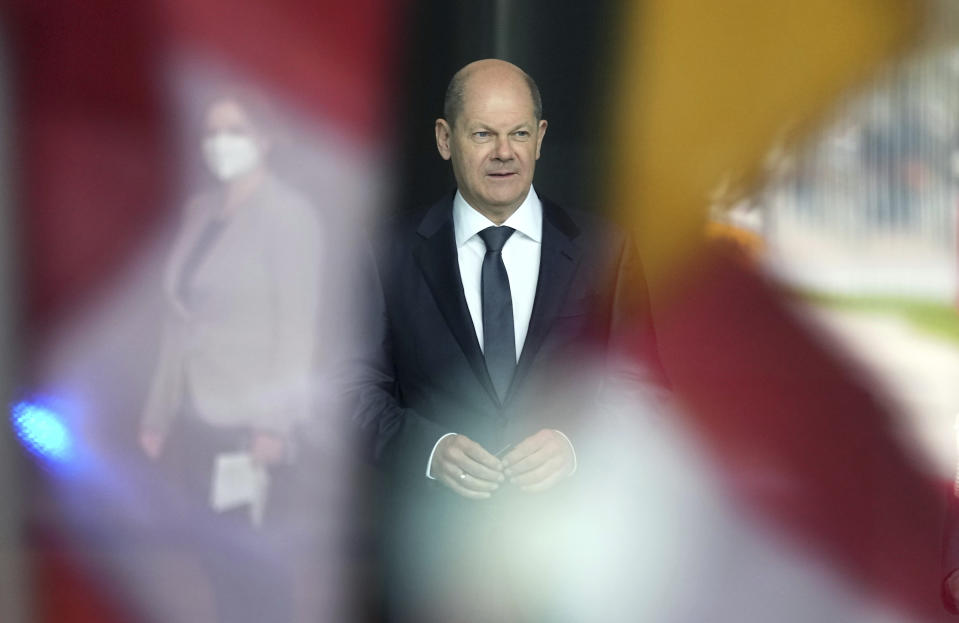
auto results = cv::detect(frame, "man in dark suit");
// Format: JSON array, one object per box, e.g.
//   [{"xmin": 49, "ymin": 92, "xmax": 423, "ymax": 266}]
[{"xmin": 349, "ymin": 59, "xmax": 658, "ymax": 622}]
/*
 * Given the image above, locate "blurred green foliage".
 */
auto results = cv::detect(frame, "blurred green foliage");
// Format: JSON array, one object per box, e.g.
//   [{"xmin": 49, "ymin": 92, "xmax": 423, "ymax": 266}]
[{"xmin": 801, "ymin": 292, "xmax": 959, "ymax": 346}]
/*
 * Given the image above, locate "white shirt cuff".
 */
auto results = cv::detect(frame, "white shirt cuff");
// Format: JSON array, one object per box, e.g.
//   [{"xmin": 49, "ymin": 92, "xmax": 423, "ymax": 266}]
[
  {"xmin": 425, "ymin": 432, "xmax": 458, "ymax": 479},
  {"xmin": 552, "ymin": 429, "xmax": 577, "ymax": 475}
]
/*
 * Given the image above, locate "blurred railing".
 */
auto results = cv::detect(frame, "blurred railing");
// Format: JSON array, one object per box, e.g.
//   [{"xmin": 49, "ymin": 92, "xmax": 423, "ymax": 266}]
[{"xmin": 764, "ymin": 43, "xmax": 959, "ymax": 301}]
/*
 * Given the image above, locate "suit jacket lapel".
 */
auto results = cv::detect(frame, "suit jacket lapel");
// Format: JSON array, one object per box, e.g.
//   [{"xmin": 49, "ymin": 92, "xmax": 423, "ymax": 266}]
[
  {"xmin": 412, "ymin": 195, "xmax": 500, "ymax": 404},
  {"xmin": 508, "ymin": 198, "xmax": 582, "ymax": 403}
]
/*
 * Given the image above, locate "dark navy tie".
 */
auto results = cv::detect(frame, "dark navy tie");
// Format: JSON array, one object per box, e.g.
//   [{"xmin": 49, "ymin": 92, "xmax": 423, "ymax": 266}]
[{"xmin": 478, "ymin": 226, "xmax": 516, "ymax": 401}]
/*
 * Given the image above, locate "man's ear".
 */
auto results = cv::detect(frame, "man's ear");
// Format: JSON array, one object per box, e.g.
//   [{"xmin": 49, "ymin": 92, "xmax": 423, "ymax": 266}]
[
  {"xmin": 534, "ymin": 119, "xmax": 548, "ymax": 160},
  {"xmin": 435, "ymin": 119, "xmax": 452, "ymax": 160}
]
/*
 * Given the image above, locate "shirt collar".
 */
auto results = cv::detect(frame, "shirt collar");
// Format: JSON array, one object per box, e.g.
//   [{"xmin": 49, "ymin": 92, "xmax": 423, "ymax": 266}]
[{"xmin": 453, "ymin": 186, "xmax": 543, "ymax": 248}]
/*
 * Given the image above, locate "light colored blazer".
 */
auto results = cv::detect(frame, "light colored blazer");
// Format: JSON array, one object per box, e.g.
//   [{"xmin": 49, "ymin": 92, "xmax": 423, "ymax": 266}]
[{"xmin": 141, "ymin": 175, "xmax": 322, "ymax": 436}]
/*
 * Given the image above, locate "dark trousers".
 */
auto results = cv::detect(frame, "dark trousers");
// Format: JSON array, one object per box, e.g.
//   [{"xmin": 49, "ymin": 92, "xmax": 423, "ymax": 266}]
[{"xmin": 161, "ymin": 414, "xmax": 294, "ymax": 623}]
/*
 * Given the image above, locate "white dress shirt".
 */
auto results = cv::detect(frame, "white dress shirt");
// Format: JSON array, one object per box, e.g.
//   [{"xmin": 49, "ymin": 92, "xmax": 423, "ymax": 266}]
[
  {"xmin": 454, "ymin": 187, "xmax": 542, "ymax": 359},
  {"xmin": 426, "ymin": 187, "xmax": 575, "ymax": 478}
]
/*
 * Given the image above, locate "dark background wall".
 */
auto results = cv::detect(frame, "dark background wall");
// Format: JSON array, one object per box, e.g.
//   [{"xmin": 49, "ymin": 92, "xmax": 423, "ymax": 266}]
[{"xmin": 390, "ymin": 0, "xmax": 627, "ymax": 216}]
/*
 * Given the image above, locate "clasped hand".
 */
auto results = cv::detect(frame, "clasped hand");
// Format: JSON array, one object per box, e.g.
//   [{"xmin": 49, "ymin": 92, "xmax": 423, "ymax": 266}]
[{"xmin": 429, "ymin": 429, "xmax": 574, "ymax": 499}]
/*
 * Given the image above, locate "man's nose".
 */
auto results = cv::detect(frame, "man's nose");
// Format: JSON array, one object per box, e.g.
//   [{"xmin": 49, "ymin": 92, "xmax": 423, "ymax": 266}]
[{"xmin": 492, "ymin": 136, "xmax": 513, "ymax": 160}]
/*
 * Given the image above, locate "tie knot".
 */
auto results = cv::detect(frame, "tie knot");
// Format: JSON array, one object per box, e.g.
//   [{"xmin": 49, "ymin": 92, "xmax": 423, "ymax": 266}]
[{"xmin": 479, "ymin": 226, "xmax": 515, "ymax": 253}]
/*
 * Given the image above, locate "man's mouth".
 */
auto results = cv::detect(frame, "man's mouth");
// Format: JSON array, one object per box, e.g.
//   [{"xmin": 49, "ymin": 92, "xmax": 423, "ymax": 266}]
[{"xmin": 487, "ymin": 171, "xmax": 517, "ymax": 178}]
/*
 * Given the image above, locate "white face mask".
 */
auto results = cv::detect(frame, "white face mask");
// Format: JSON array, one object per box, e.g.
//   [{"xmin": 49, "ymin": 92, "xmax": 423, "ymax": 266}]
[{"xmin": 202, "ymin": 132, "xmax": 262, "ymax": 181}]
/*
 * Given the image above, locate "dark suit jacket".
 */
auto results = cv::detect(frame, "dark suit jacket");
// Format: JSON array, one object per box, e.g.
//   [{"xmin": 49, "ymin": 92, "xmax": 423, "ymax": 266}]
[{"xmin": 348, "ymin": 191, "xmax": 659, "ymax": 505}]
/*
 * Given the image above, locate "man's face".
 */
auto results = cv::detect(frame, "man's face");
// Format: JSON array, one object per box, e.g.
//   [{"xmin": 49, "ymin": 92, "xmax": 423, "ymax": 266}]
[{"xmin": 436, "ymin": 74, "xmax": 547, "ymax": 221}]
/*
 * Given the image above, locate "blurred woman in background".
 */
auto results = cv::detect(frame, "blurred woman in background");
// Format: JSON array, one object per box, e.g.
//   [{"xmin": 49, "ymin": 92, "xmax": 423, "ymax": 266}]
[{"xmin": 138, "ymin": 88, "xmax": 323, "ymax": 623}]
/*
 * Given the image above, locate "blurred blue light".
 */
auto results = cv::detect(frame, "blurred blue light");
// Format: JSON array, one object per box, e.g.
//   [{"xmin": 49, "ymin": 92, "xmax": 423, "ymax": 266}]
[{"xmin": 11, "ymin": 401, "xmax": 74, "ymax": 462}]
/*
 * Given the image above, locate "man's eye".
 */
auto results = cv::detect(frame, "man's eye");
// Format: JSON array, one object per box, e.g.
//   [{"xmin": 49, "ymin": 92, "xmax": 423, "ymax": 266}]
[
  {"xmin": 514, "ymin": 131, "xmax": 530, "ymax": 138},
  {"xmin": 474, "ymin": 131, "xmax": 490, "ymax": 138}
]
